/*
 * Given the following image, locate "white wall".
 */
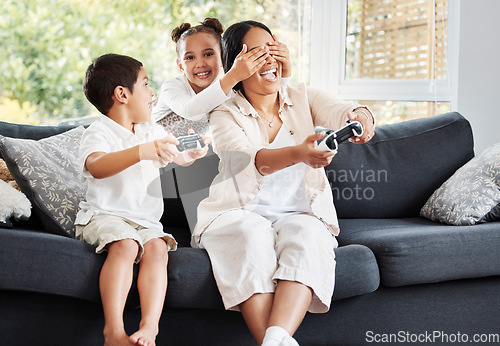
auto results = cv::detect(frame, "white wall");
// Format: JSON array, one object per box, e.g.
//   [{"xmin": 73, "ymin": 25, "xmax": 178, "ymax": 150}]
[{"xmin": 454, "ymin": 0, "xmax": 500, "ymax": 153}]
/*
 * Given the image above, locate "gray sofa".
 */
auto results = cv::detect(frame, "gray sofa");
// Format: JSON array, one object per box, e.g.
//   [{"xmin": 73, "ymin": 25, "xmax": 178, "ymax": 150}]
[{"xmin": 1, "ymin": 112, "xmax": 499, "ymax": 345}]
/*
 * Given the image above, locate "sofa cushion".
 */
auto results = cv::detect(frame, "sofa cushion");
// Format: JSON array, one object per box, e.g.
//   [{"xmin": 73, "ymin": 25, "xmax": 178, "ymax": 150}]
[
  {"xmin": 338, "ymin": 218, "xmax": 500, "ymax": 287},
  {"xmin": 0, "ymin": 228, "xmax": 103, "ymax": 302},
  {"xmin": 0, "ymin": 228, "xmax": 379, "ymax": 307},
  {"xmin": 420, "ymin": 143, "xmax": 500, "ymax": 225},
  {"xmin": 0, "ymin": 127, "xmax": 85, "ymax": 237},
  {"xmin": 0, "ymin": 121, "xmax": 76, "ymax": 142},
  {"xmin": 331, "ymin": 244, "xmax": 380, "ymax": 300},
  {"xmin": 325, "ymin": 112, "xmax": 474, "ymax": 218}
]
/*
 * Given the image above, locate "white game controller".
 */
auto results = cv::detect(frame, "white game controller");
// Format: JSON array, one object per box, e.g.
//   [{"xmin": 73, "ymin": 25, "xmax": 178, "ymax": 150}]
[
  {"xmin": 153, "ymin": 134, "xmax": 204, "ymax": 167},
  {"xmin": 176, "ymin": 134, "xmax": 204, "ymax": 162},
  {"xmin": 316, "ymin": 120, "xmax": 364, "ymax": 152}
]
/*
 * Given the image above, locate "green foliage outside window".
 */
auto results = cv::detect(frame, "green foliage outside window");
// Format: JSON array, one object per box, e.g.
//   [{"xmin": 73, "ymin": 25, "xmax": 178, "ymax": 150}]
[{"xmin": 0, "ymin": 0, "xmax": 310, "ymax": 124}]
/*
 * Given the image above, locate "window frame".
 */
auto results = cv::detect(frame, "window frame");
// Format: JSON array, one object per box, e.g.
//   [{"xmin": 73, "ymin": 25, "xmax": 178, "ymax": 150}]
[{"xmin": 309, "ymin": 0, "xmax": 459, "ymax": 104}]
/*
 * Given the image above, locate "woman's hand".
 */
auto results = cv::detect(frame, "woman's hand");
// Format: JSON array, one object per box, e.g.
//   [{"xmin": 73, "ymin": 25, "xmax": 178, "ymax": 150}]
[
  {"xmin": 297, "ymin": 132, "xmax": 336, "ymax": 169},
  {"xmin": 347, "ymin": 109, "xmax": 376, "ymax": 144}
]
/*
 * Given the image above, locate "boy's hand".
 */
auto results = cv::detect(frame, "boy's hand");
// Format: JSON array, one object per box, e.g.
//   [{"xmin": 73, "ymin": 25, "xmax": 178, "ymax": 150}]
[
  {"xmin": 297, "ymin": 132, "xmax": 336, "ymax": 168},
  {"xmin": 268, "ymin": 35, "xmax": 291, "ymax": 78},
  {"xmin": 183, "ymin": 129, "xmax": 211, "ymax": 162},
  {"xmin": 185, "ymin": 136, "xmax": 210, "ymax": 161},
  {"xmin": 141, "ymin": 134, "xmax": 179, "ymax": 166}
]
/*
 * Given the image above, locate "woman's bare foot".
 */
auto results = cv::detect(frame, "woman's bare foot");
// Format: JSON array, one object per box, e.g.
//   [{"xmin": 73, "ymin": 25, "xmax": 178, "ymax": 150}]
[{"xmin": 129, "ymin": 324, "xmax": 158, "ymax": 346}]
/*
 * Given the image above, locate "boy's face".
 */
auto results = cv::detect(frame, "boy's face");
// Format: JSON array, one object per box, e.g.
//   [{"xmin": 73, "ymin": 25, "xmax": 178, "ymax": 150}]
[
  {"xmin": 177, "ymin": 32, "xmax": 222, "ymax": 94},
  {"xmin": 128, "ymin": 67, "xmax": 155, "ymax": 123}
]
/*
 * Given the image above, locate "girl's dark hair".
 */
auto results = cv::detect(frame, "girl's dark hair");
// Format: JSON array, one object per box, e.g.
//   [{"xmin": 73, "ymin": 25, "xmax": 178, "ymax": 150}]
[
  {"xmin": 83, "ymin": 53, "xmax": 143, "ymax": 115},
  {"xmin": 221, "ymin": 21, "xmax": 273, "ymax": 92},
  {"xmin": 171, "ymin": 18, "xmax": 224, "ymax": 57}
]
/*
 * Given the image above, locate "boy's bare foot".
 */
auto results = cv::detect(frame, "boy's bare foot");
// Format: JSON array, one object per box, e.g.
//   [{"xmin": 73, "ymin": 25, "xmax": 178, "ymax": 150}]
[
  {"xmin": 129, "ymin": 324, "xmax": 158, "ymax": 346},
  {"xmin": 104, "ymin": 329, "xmax": 135, "ymax": 346}
]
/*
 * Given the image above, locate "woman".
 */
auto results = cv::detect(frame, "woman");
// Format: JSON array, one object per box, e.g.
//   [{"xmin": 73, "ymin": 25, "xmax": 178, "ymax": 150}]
[{"xmin": 192, "ymin": 20, "xmax": 375, "ymax": 345}]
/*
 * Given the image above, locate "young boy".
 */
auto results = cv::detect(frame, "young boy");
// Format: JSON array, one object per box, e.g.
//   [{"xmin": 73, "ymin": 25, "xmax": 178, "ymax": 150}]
[{"xmin": 75, "ymin": 53, "xmax": 209, "ymax": 346}]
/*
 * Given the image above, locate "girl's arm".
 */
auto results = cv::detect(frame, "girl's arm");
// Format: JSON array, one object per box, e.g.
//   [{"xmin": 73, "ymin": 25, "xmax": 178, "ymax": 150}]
[
  {"xmin": 158, "ymin": 46, "xmax": 269, "ymax": 121},
  {"xmin": 156, "ymin": 77, "xmax": 228, "ymax": 121}
]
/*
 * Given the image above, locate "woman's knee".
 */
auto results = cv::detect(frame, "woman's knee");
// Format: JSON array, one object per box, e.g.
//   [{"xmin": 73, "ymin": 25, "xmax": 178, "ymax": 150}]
[
  {"xmin": 279, "ymin": 217, "xmax": 335, "ymax": 247},
  {"xmin": 203, "ymin": 211, "xmax": 274, "ymax": 248},
  {"xmin": 276, "ymin": 224, "xmax": 336, "ymax": 266}
]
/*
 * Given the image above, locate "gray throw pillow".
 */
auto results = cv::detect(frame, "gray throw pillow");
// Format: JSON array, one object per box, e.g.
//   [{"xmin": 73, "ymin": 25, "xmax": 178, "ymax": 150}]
[
  {"xmin": 420, "ymin": 143, "xmax": 500, "ymax": 225},
  {"xmin": 0, "ymin": 127, "xmax": 85, "ymax": 237}
]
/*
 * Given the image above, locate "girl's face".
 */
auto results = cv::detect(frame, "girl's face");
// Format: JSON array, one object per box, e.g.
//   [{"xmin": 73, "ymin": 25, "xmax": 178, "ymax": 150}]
[
  {"xmin": 177, "ymin": 32, "xmax": 222, "ymax": 94},
  {"xmin": 240, "ymin": 27, "xmax": 281, "ymax": 97}
]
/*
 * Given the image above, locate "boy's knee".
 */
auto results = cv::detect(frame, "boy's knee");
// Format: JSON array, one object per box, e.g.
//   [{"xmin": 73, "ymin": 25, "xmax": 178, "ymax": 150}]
[
  {"xmin": 143, "ymin": 238, "xmax": 168, "ymax": 259},
  {"xmin": 107, "ymin": 238, "xmax": 140, "ymax": 259}
]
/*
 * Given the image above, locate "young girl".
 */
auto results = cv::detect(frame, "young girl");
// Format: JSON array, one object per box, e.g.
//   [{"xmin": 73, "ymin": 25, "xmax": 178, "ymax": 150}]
[{"xmin": 152, "ymin": 17, "xmax": 291, "ymax": 136}]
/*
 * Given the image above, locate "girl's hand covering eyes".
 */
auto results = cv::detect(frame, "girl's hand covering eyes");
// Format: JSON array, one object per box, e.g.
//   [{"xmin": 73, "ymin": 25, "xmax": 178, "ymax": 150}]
[
  {"xmin": 268, "ymin": 35, "xmax": 291, "ymax": 78},
  {"xmin": 230, "ymin": 44, "xmax": 270, "ymax": 81},
  {"xmin": 219, "ymin": 44, "xmax": 270, "ymax": 94}
]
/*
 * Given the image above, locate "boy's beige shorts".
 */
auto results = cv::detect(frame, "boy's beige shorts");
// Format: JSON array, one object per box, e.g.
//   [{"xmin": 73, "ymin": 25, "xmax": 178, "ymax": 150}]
[{"xmin": 76, "ymin": 214, "xmax": 177, "ymax": 263}]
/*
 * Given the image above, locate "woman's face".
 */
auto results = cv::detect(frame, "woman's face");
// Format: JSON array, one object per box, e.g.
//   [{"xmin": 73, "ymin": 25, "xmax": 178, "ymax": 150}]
[{"xmin": 240, "ymin": 27, "xmax": 281, "ymax": 96}]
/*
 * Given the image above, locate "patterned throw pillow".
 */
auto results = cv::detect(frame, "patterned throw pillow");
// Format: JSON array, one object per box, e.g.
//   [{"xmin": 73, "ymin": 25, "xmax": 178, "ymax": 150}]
[
  {"xmin": 0, "ymin": 127, "xmax": 85, "ymax": 237},
  {"xmin": 420, "ymin": 143, "xmax": 500, "ymax": 225},
  {"xmin": 157, "ymin": 112, "xmax": 209, "ymax": 137}
]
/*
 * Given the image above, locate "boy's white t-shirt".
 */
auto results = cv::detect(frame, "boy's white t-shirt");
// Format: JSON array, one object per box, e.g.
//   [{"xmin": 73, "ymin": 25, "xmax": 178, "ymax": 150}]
[
  {"xmin": 75, "ymin": 115, "xmax": 167, "ymax": 230},
  {"xmin": 152, "ymin": 74, "xmax": 230, "ymax": 122}
]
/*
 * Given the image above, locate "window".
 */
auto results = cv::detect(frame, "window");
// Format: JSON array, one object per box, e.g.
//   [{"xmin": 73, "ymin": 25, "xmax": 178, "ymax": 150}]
[
  {"xmin": 2, "ymin": 0, "xmax": 455, "ymax": 125},
  {"xmin": 0, "ymin": 0, "xmax": 311, "ymax": 124},
  {"xmin": 310, "ymin": 0, "xmax": 456, "ymax": 124}
]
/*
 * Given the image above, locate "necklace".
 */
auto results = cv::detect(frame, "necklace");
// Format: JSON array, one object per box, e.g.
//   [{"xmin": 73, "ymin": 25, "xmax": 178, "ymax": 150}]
[
  {"xmin": 260, "ymin": 113, "xmax": 276, "ymax": 127},
  {"xmin": 259, "ymin": 105, "xmax": 281, "ymax": 128}
]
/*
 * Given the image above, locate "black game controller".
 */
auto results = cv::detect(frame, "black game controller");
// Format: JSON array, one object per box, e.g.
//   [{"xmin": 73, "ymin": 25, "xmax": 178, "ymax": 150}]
[
  {"xmin": 316, "ymin": 120, "xmax": 364, "ymax": 151},
  {"xmin": 176, "ymin": 134, "xmax": 204, "ymax": 152}
]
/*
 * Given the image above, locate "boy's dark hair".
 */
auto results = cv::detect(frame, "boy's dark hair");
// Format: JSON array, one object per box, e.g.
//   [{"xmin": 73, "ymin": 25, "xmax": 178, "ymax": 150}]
[
  {"xmin": 171, "ymin": 18, "xmax": 224, "ymax": 57},
  {"xmin": 83, "ymin": 53, "xmax": 143, "ymax": 115},
  {"xmin": 221, "ymin": 21, "xmax": 273, "ymax": 92}
]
